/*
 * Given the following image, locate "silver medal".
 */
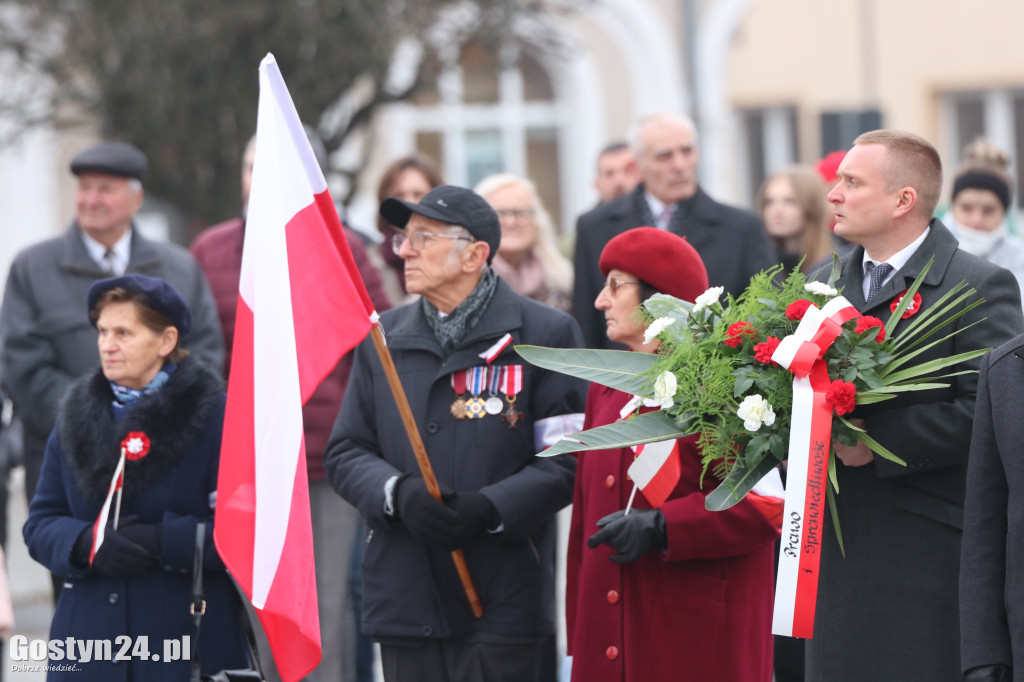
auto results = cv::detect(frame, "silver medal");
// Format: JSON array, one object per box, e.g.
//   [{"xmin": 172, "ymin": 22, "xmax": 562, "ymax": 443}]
[{"xmin": 484, "ymin": 396, "xmax": 504, "ymax": 415}]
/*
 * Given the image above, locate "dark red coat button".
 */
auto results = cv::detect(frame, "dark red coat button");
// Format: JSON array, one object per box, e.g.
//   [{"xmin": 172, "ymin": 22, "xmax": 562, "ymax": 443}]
[
  {"xmin": 606, "ymin": 590, "xmax": 619, "ymax": 604},
  {"xmin": 605, "ymin": 475, "xmax": 615, "ymax": 489},
  {"xmin": 606, "ymin": 646, "xmax": 619, "ymax": 660}
]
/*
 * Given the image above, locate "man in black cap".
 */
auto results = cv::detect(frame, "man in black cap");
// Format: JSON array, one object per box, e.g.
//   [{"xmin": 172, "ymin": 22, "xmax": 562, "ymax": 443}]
[
  {"xmin": 0, "ymin": 140, "xmax": 223, "ymax": 520},
  {"xmin": 324, "ymin": 185, "xmax": 587, "ymax": 682}
]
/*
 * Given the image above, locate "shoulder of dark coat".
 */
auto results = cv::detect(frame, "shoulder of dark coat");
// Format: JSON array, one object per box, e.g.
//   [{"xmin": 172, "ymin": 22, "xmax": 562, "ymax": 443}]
[{"xmin": 985, "ymin": 332, "xmax": 1024, "ymax": 367}]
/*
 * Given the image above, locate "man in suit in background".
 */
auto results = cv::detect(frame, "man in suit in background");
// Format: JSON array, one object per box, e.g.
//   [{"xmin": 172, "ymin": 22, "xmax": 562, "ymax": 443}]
[
  {"xmin": 808, "ymin": 130, "xmax": 1023, "ymax": 681},
  {"xmin": 572, "ymin": 112, "xmax": 775, "ymax": 349},
  {"xmin": 592, "ymin": 141, "xmax": 639, "ymax": 204},
  {"xmin": 960, "ymin": 332, "xmax": 1024, "ymax": 682}
]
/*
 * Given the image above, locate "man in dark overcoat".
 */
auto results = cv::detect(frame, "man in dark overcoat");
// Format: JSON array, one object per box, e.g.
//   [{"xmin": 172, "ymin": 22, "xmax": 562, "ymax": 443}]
[
  {"xmin": 806, "ymin": 130, "xmax": 1024, "ymax": 681},
  {"xmin": 572, "ymin": 112, "xmax": 775, "ymax": 348},
  {"xmin": 324, "ymin": 185, "xmax": 586, "ymax": 682},
  {"xmin": 960, "ymin": 332, "xmax": 1024, "ymax": 682},
  {"xmin": 0, "ymin": 141, "xmax": 223, "ymax": 506}
]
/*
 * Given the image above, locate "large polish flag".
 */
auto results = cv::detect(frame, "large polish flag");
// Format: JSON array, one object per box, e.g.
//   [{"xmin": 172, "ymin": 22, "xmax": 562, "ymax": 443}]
[{"xmin": 215, "ymin": 53, "xmax": 378, "ymax": 682}]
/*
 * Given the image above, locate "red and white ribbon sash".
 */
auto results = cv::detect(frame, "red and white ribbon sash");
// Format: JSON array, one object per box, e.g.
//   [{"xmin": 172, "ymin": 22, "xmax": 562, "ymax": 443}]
[
  {"xmin": 770, "ymin": 295, "xmax": 860, "ymax": 638},
  {"xmin": 90, "ymin": 448, "xmax": 127, "ymax": 565}
]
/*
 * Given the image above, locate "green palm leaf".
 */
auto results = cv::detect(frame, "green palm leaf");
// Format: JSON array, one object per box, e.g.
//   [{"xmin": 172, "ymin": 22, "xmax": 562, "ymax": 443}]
[
  {"xmin": 537, "ymin": 410, "xmax": 692, "ymax": 457},
  {"xmin": 515, "ymin": 345, "xmax": 659, "ymax": 396},
  {"xmin": 705, "ymin": 455, "xmax": 779, "ymax": 511}
]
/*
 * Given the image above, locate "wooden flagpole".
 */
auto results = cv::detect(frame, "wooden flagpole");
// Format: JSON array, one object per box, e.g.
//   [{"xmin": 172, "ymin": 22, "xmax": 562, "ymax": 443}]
[{"xmin": 369, "ymin": 325, "xmax": 484, "ymax": 618}]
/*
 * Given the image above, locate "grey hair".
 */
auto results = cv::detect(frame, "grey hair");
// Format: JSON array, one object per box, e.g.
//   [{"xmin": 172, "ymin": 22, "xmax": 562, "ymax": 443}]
[{"xmin": 627, "ymin": 112, "xmax": 699, "ymax": 158}]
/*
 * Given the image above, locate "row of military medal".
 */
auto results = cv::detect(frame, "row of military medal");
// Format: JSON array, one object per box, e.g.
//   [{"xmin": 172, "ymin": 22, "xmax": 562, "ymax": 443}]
[{"xmin": 450, "ymin": 365, "xmax": 524, "ymax": 428}]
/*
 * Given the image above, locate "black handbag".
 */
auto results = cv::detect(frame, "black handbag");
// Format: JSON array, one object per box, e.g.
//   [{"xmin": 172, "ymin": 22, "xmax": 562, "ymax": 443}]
[{"xmin": 190, "ymin": 520, "xmax": 267, "ymax": 682}]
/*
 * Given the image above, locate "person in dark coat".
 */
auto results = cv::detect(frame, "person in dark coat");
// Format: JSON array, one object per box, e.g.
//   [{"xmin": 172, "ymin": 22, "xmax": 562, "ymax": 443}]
[
  {"xmin": 566, "ymin": 227, "xmax": 779, "ymax": 682},
  {"xmin": 806, "ymin": 130, "xmax": 1024, "ymax": 682},
  {"xmin": 325, "ymin": 185, "xmax": 587, "ymax": 682},
  {"xmin": 190, "ymin": 129, "xmax": 393, "ymax": 682},
  {"xmin": 960, "ymin": 333, "xmax": 1024, "ymax": 682},
  {"xmin": 0, "ymin": 141, "xmax": 224, "ymax": 512},
  {"xmin": 572, "ymin": 113, "xmax": 775, "ymax": 349},
  {"xmin": 22, "ymin": 274, "xmax": 246, "ymax": 681}
]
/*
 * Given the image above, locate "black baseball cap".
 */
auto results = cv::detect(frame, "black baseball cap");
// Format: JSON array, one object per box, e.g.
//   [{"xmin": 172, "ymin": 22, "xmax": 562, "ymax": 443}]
[
  {"xmin": 71, "ymin": 141, "xmax": 148, "ymax": 182},
  {"xmin": 380, "ymin": 185, "xmax": 501, "ymax": 264}
]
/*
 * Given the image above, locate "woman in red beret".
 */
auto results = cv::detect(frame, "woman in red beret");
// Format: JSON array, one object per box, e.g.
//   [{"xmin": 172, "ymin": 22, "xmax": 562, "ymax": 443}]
[{"xmin": 564, "ymin": 227, "xmax": 780, "ymax": 681}]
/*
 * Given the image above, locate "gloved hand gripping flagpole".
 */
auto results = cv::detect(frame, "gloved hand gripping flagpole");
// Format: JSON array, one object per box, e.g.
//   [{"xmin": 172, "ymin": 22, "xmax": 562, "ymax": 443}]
[{"xmin": 369, "ymin": 325, "xmax": 484, "ymax": 618}]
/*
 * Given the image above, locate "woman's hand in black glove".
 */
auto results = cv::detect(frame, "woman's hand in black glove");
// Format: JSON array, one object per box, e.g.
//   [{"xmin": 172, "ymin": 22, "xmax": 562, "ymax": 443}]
[{"xmin": 587, "ymin": 509, "xmax": 667, "ymax": 563}]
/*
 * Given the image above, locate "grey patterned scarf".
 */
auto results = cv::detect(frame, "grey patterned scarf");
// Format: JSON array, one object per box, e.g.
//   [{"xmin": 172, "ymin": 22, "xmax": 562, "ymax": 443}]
[{"xmin": 421, "ymin": 268, "xmax": 499, "ymax": 354}]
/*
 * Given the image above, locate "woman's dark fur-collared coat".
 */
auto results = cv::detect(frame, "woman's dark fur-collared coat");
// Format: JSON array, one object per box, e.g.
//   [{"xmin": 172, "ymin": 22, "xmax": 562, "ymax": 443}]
[{"xmin": 23, "ymin": 358, "xmax": 248, "ymax": 681}]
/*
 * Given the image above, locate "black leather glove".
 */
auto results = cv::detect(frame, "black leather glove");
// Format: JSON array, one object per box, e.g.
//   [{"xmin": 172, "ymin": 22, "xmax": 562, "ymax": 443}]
[
  {"xmin": 446, "ymin": 492, "xmax": 500, "ymax": 547},
  {"xmin": 395, "ymin": 474, "xmax": 463, "ymax": 549},
  {"xmin": 964, "ymin": 664, "xmax": 1012, "ymax": 682},
  {"xmin": 82, "ymin": 529, "xmax": 155, "ymax": 577},
  {"xmin": 587, "ymin": 509, "xmax": 667, "ymax": 563},
  {"xmin": 118, "ymin": 521, "xmax": 163, "ymax": 559}
]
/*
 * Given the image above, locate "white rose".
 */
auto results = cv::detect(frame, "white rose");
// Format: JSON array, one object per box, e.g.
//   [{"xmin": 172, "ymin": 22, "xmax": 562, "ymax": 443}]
[
  {"xmin": 643, "ymin": 317, "xmax": 675, "ymax": 344},
  {"xmin": 736, "ymin": 394, "xmax": 776, "ymax": 432},
  {"xmin": 692, "ymin": 286, "xmax": 725, "ymax": 312},
  {"xmin": 653, "ymin": 371, "xmax": 678, "ymax": 409},
  {"xmin": 804, "ymin": 281, "xmax": 838, "ymax": 297}
]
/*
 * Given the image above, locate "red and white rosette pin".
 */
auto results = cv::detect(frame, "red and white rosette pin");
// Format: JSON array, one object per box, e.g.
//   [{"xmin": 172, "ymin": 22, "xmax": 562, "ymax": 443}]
[
  {"xmin": 770, "ymin": 295, "xmax": 860, "ymax": 639},
  {"xmin": 122, "ymin": 432, "xmax": 151, "ymax": 460}
]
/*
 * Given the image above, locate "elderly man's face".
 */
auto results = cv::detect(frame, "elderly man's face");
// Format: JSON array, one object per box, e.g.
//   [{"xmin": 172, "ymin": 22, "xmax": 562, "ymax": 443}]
[
  {"xmin": 637, "ymin": 118, "xmax": 699, "ymax": 204},
  {"xmin": 75, "ymin": 173, "xmax": 143, "ymax": 243},
  {"xmin": 398, "ymin": 214, "xmax": 470, "ymax": 302}
]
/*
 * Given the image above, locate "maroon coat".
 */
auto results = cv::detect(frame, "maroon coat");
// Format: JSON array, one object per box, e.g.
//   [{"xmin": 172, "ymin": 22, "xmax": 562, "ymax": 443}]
[
  {"xmin": 566, "ymin": 383, "xmax": 779, "ymax": 682},
  {"xmin": 190, "ymin": 217, "xmax": 392, "ymax": 479}
]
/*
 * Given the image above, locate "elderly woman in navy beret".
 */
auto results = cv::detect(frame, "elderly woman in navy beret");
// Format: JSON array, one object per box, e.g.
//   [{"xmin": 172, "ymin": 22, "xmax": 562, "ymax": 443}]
[
  {"xmin": 564, "ymin": 227, "xmax": 780, "ymax": 682},
  {"xmin": 23, "ymin": 274, "xmax": 247, "ymax": 681}
]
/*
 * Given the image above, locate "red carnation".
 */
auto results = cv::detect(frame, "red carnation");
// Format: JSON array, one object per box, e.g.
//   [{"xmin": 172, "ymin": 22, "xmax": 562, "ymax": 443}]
[
  {"xmin": 724, "ymin": 321, "xmax": 758, "ymax": 348},
  {"xmin": 825, "ymin": 380, "xmax": 857, "ymax": 416},
  {"xmin": 854, "ymin": 315, "xmax": 886, "ymax": 342},
  {"xmin": 754, "ymin": 336, "xmax": 781, "ymax": 364},
  {"xmin": 785, "ymin": 299, "xmax": 813, "ymax": 321}
]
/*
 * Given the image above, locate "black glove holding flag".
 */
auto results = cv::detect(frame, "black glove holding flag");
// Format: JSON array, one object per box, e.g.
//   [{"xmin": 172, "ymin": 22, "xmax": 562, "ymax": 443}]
[
  {"xmin": 72, "ymin": 524, "xmax": 155, "ymax": 577},
  {"xmin": 446, "ymin": 492, "xmax": 500, "ymax": 547},
  {"xmin": 395, "ymin": 473, "xmax": 463, "ymax": 549},
  {"xmin": 964, "ymin": 665, "xmax": 1012, "ymax": 682},
  {"xmin": 588, "ymin": 509, "xmax": 667, "ymax": 563},
  {"xmin": 118, "ymin": 517, "xmax": 163, "ymax": 559}
]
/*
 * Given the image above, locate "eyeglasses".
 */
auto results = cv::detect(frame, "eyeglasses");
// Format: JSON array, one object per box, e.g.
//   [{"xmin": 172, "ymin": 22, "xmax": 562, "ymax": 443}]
[
  {"xmin": 495, "ymin": 209, "xmax": 535, "ymax": 221},
  {"xmin": 392, "ymin": 231, "xmax": 473, "ymax": 255},
  {"xmin": 604, "ymin": 276, "xmax": 641, "ymax": 296}
]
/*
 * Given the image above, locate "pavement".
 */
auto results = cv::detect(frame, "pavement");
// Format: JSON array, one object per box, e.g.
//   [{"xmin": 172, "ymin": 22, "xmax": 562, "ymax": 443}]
[{"xmin": 5, "ymin": 467, "xmax": 51, "ymax": 682}]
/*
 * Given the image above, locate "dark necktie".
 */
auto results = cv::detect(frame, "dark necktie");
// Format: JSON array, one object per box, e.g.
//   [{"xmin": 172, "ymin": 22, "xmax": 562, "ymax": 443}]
[
  {"xmin": 866, "ymin": 261, "xmax": 893, "ymax": 300},
  {"xmin": 103, "ymin": 249, "xmax": 117, "ymax": 275}
]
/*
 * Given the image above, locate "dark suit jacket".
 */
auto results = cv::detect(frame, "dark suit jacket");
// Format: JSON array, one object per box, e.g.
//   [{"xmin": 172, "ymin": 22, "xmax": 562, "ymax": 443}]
[
  {"xmin": 572, "ymin": 185, "xmax": 775, "ymax": 349},
  {"xmin": 960, "ymin": 333, "xmax": 1024, "ymax": 678},
  {"xmin": 806, "ymin": 219, "xmax": 1024, "ymax": 681}
]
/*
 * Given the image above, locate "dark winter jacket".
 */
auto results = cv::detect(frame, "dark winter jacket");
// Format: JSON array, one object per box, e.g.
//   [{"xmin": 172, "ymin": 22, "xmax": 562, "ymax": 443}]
[
  {"xmin": 325, "ymin": 278, "xmax": 587, "ymax": 639},
  {"xmin": 23, "ymin": 358, "xmax": 247, "ymax": 681}
]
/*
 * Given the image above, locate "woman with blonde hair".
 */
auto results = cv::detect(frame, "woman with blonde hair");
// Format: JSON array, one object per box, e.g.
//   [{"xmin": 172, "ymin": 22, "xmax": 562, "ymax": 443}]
[
  {"xmin": 756, "ymin": 165, "xmax": 838, "ymax": 273},
  {"xmin": 475, "ymin": 173, "xmax": 573, "ymax": 312}
]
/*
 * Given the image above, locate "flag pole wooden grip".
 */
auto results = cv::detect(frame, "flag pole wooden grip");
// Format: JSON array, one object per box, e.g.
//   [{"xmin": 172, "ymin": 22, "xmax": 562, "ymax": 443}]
[{"xmin": 369, "ymin": 325, "xmax": 484, "ymax": 618}]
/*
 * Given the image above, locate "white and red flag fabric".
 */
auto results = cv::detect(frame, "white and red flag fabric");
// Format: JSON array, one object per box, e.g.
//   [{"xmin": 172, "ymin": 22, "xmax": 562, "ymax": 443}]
[
  {"xmin": 215, "ymin": 53, "xmax": 378, "ymax": 682},
  {"xmin": 89, "ymin": 449, "xmax": 126, "ymax": 565},
  {"xmin": 627, "ymin": 439, "xmax": 682, "ymax": 508}
]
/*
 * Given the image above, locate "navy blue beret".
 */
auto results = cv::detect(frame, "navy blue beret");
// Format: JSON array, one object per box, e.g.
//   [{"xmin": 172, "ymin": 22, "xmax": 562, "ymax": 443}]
[
  {"xmin": 87, "ymin": 274, "xmax": 192, "ymax": 337},
  {"xmin": 70, "ymin": 141, "xmax": 148, "ymax": 182}
]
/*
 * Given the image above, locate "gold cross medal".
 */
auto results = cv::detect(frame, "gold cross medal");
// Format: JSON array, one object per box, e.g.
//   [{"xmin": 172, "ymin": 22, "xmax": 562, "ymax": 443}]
[{"xmin": 450, "ymin": 369, "xmax": 469, "ymax": 419}]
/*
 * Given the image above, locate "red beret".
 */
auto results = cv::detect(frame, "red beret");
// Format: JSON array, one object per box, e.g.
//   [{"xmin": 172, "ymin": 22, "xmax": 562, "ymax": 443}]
[
  {"xmin": 599, "ymin": 227, "xmax": 709, "ymax": 303},
  {"xmin": 815, "ymin": 150, "xmax": 846, "ymax": 184}
]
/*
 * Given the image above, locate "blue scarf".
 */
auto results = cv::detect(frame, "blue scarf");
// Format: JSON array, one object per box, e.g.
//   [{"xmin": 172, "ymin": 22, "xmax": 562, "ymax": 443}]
[{"xmin": 110, "ymin": 363, "xmax": 177, "ymax": 416}]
